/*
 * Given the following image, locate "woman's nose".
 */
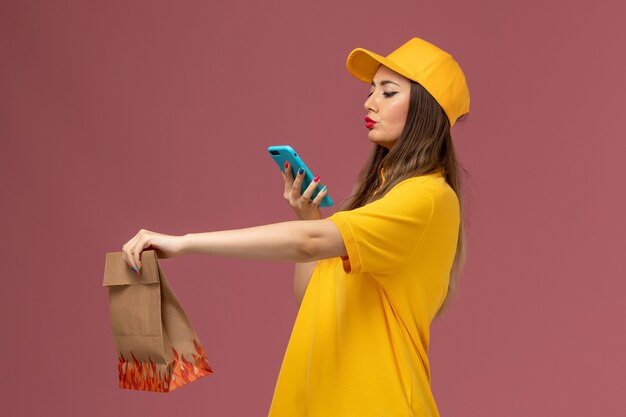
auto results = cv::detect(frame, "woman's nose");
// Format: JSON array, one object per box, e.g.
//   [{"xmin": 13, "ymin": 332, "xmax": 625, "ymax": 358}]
[{"xmin": 364, "ymin": 93, "xmax": 377, "ymax": 112}]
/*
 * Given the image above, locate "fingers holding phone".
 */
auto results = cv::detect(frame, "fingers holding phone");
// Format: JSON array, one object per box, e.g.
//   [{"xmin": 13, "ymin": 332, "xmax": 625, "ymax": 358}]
[
  {"xmin": 270, "ymin": 145, "xmax": 333, "ymax": 220},
  {"xmin": 281, "ymin": 160, "xmax": 296, "ymax": 200},
  {"xmin": 292, "ymin": 164, "xmax": 329, "ymax": 205},
  {"xmin": 281, "ymin": 161, "xmax": 328, "ymax": 220}
]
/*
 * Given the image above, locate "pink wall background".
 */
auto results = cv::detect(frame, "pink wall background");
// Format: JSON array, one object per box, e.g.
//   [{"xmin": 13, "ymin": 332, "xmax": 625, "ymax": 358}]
[{"xmin": 2, "ymin": 0, "xmax": 624, "ymax": 416}]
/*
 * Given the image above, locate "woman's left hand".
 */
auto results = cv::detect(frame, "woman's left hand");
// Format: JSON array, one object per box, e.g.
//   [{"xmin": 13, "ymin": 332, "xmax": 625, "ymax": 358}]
[
  {"xmin": 122, "ymin": 229, "xmax": 185, "ymax": 273},
  {"xmin": 281, "ymin": 161, "xmax": 329, "ymax": 221}
]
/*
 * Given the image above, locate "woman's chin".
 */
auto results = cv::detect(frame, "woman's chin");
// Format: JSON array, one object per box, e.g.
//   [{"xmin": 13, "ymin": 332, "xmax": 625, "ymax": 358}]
[{"xmin": 368, "ymin": 133, "xmax": 393, "ymax": 149}]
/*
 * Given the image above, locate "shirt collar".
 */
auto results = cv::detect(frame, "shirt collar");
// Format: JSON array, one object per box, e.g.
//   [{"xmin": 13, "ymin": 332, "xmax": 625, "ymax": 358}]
[{"xmin": 379, "ymin": 167, "xmax": 443, "ymax": 185}]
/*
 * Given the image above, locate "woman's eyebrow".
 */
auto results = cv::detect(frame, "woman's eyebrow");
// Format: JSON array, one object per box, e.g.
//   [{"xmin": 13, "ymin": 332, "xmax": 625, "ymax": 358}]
[{"xmin": 370, "ymin": 80, "xmax": 401, "ymax": 87}]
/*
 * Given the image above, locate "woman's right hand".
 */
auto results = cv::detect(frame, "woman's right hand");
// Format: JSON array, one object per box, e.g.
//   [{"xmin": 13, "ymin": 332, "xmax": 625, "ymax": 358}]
[
  {"xmin": 281, "ymin": 161, "xmax": 329, "ymax": 220},
  {"xmin": 121, "ymin": 229, "xmax": 186, "ymax": 273}
]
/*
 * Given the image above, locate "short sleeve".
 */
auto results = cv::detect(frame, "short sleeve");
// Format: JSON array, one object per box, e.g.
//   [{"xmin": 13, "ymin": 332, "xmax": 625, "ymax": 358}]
[{"xmin": 327, "ymin": 179, "xmax": 434, "ymax": 275}]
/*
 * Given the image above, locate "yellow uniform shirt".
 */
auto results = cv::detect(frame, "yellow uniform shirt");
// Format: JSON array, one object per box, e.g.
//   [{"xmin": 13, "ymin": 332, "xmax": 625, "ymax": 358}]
[{"xmin": 268, "ymin": 170, "xmax": 460, "ymax": 417}]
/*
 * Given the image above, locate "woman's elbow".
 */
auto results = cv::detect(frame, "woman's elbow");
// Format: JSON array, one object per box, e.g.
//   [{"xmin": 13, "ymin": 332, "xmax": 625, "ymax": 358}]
[
  {"xmin": 296, "ymin": 236, "xmax": 320, "ymax": 262},
  {"xmin": 295, "ymin": 221, "xmax": 346, "ymax": 262}
]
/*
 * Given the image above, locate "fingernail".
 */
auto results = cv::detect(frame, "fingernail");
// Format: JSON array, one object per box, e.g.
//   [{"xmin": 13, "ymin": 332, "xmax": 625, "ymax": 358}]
[
  {"xmin": 298, "ymin": 168, "xmax": 304, "ymax": 175},
  {"xmin": 313, "ymin": 175, "xmax": 320, "ymax": 182},
  {"xmin": 321, "ymin": 185, "xmax": 327, "ymax": 192},
  {"xmin": 284, "ymin": 161, "xmax": 288, "ymax": 168}
]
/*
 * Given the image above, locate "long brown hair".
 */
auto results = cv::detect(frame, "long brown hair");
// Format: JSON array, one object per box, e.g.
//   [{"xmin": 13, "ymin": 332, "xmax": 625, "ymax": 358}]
[{"xmin": 338, "ymin": 80, "xmax": 469, "ymax": 321}]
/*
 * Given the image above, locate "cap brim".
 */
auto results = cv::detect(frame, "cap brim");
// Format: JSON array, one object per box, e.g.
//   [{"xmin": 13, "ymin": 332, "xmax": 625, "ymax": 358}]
[{"xmin": 346, "ymin": 47, "xmax": 416, "ymax": 84}]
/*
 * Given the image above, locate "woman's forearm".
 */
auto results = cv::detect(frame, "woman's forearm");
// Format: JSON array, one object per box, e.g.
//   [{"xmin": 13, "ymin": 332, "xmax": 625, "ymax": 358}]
[{"xmin": 179, "ymin": 219, "xmax": 346, "ymax": 263}]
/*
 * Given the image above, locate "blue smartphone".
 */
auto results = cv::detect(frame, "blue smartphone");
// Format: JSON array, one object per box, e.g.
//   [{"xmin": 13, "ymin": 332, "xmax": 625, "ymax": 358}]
[{"xmin": 268, "ymin": 145, "xmax": 333, "ymax": 207}]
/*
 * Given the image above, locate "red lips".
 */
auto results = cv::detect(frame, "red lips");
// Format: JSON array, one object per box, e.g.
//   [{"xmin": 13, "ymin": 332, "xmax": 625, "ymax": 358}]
[{"xmin": 365, "ymin": 116, "xmax": 376, "ymax": 129}]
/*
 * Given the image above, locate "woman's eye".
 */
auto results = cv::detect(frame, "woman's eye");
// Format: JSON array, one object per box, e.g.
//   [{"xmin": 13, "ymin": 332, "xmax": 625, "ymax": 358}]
[{"xmin": 367, "ymin": 91, "xmax": 398, "ymax": 98}]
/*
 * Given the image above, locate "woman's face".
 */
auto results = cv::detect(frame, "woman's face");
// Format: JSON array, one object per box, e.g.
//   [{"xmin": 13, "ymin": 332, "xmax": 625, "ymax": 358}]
[{"xmin": 363, "ymin": 65, "xmax": 411, "ymax": 149}]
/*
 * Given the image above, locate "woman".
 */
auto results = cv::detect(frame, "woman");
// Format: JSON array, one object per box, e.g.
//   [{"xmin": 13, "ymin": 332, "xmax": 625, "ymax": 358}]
[{"xmin": 122, "ymin": 37, "xmax": 470, "ymax": 416}]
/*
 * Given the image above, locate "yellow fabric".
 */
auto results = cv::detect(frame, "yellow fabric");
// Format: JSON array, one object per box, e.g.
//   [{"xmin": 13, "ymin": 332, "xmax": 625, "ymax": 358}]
[{"xmin": 268, "ymin": 170, "xmax": 460, "ymax": 417}]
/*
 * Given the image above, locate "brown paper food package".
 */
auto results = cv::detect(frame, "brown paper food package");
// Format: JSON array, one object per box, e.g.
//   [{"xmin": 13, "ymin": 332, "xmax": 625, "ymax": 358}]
[{"xmin": 102, "ymin": 250, "xmax": 214, "ymax": 393}]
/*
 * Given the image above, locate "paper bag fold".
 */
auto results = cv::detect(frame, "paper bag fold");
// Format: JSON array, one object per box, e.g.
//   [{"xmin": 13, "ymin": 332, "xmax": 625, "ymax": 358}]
[{"xmin": 103, "ymin": 250, "xmax": 213, "ymax": 393}]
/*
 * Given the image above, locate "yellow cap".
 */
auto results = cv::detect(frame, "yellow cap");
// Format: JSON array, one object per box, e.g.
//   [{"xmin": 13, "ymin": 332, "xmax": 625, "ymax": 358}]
[{"xmin": 346, "ymin": 37, "xmax": 470, "ymax": 128}]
